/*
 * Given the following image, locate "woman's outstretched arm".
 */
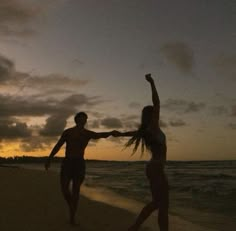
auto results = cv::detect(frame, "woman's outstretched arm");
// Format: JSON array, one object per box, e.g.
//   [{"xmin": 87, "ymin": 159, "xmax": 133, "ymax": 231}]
[{"xmin": 112, "ymin": 130, "xmax": 137, "ymax": 137}]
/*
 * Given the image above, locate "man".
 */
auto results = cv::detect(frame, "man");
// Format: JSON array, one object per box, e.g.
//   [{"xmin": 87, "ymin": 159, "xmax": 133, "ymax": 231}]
[{"xmin": 45, "ymin": 112, "xmax": 114, "ymax": 225}]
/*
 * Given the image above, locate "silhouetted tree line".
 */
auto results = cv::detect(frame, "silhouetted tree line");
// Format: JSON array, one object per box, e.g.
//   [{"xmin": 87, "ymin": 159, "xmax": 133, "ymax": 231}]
[{"xmin": 0, "ymin": 156, "xmax": 63, "ymax": 164}]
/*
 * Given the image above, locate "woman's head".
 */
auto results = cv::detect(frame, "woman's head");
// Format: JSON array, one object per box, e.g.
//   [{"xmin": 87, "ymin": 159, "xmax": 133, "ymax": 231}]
[{"xmin": 124, "ymin": 105, "xmax": 154, "ymax": 156}]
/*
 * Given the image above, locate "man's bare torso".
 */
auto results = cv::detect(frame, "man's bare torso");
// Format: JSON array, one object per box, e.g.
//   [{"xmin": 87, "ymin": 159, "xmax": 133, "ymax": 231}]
[{"xmin": 62, "ymin": 127, "xmax": 95, "ymax": 158}]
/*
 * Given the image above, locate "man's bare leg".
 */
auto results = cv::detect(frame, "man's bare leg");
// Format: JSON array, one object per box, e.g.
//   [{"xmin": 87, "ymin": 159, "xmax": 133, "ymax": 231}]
[
  {"xmin": 60, "ymin": 176, "xmax": 73, "ymax": 223},
  {"xmin": 128, "ymin": 201, "xmax": 157, "ymax": 231},
  {"xmin": 69, "ymin": 179, "xmax": 82, "ymax": 225}
]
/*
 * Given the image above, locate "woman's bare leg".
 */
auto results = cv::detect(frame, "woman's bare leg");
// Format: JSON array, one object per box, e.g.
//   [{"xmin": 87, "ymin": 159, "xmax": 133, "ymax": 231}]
[
  {"xmin": 158, "ymin": 205, "xmax": 168, "ymax": 231},
  {"xmin": 128, "ymin": 201, "xmax": 157, "ymax": 231},
  {"xmin": 158, "ymin": 177, "xmax": 169, "ymax": 231}
]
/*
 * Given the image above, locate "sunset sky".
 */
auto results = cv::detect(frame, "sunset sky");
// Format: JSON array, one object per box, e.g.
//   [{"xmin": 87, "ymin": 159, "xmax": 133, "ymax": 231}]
[{"xmin": 0, "ymin": 0, "xmax": 235, "ymax": 160}]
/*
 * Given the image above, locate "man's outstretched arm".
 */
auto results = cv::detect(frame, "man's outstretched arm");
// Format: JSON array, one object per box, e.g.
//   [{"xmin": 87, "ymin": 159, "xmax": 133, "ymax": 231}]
[{"xmin": 90, "ymin": 131, "xmax": 114, "ymax": 139}]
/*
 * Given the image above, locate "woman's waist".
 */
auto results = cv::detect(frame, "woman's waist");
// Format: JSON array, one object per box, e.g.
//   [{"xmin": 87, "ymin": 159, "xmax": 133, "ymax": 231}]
[
  {"xmin": 146, "ymin": 159, "xmax": 165, "ymax": 171},
  {"xmin": 148, "ymin": 159, "xmax": 165, "ymax": 166},
  {"xmin": 146, "ymin": 160, "xmax": 165, "ymax": 178}
]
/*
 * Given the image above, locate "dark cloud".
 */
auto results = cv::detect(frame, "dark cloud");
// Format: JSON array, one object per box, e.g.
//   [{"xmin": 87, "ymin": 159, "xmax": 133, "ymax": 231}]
[
  {"xmin": 162, "ymin": 99, "xmax": 206, "ymax": 113},
  {"xmin": 61, "ymin": 94, "xmax": 96, "ymax": 106},
  {"xmin": 0, "ymin": 120, "xmax": 31, "ymax": 140},
  {"xmin": 40, "ymin": 114, "xmax": 68, "ymax": 137},
  {"xmin": 2, "ymin": 72, "xmax": 89, "ymax": 93},
  {"xmin": 210, "ymin": 105, "xmax": 228, "ymax": 116},
  {"xmin": 0, "ymin": 54, "xmax": 89, "ymax": 95},
  {"xmin": 169, "ymin": 119, "xmax": 186, "ymax": 127},
  {"xmin": 20, "ymin": 136, "xmax": 53, "ymax": 152},
  {"xmin": 160, "ymin": 42, "xmax": 194, "ymax": 73},
  {"xmin": 19, "ymin": 74, "xmax": 89, "ymax": 90},
  {"xmin": 231, "ymin": 105, "xmax": 236, "ymax": 117},
  {"xmin": 0, "ymin": 93, "xmax": 100, "ymax": 139},
  {"xmin": 101, "ymin": 117, "xmax": 123, "ymax": 129},
  {"xmin": 0, "ymin": 95, "xmax": 64, "ymax": 117},
  {"xmin": 0, "ymin": 0, "xmax": 41, "ymax": 37},
  {"xmin": 0, "ymin": 54, "xmax": 14, "ymax": 82},
  {"xmin": 118, "ymin": 114, "xmax": 140, "ymax": 129},
  {"xmin": 0, "ymin": 53, "xmax": 101, "ymax": 141}
]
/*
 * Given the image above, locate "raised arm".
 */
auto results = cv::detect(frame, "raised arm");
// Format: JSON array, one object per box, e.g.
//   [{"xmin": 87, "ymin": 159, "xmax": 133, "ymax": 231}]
[
  {"xmin": 145, "ymin": 74, "xmax": 160, "ymax": 107},
  {"xmin": 45, "ymin": 132, "xmax": 66, "ymax": 170},
  {"xmin": 145, "ymin": 74, "xmax": 160, "ymax": 122}
]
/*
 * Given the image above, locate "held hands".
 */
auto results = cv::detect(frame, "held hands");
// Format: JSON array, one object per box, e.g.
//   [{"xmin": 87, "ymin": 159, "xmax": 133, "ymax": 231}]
[
  {"xmin": 145, "ymin": 73, "xmax": 154, "ymax": 83},
  {"xmin": 111, "ymin": 130, "xmax": 122, "ymax": 137}
]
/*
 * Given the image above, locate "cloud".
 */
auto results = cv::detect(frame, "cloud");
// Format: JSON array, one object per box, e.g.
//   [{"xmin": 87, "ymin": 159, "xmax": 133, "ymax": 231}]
[
  {"xmin": 20, "ymin": 136, "xmax": 53, "ymax": 152},
  {"xmin": 169, "ymin": 119, "xmax": 187, "ymax": 127},
  {"xmin": 40, "ymin": 114, "xmax": 68, "ymax": 137},
  {"xmin": 210, "ymin": 105, "xmax": 228, "ymax": 116},
  {"xmin": 18, "ymin": 74, "xmax": 89, "ymax": 91},
  {"xmin": 212, "ymin": 54, "xmax": 236, "ymax": 80},
  {"xmin": 61, "ymin": 94, "xmax": 97, "ymax": 107},
  {"xmin": 0, "ymin": 95, "xmax": 63, "ymax": 117},
  {"xmin": 89, "ymin": 120, "xmax": 100, "ymax": 129},
  {"xmin": 0, "ymin": 120, "xmax": 31, "ymax": 140},
  {"xmin": 159, "ymin": 119, "xmax": 168, "ymax": 128},
  {"xmin": 0, "ymin": 55, "xmax": 15, "ymax": 82},
  {"xmin": 101, "ymin": 117, "xmax": 123, "ymax": 129},
  {"xmin": 162, "ymin": 99, "xmax": 206, "ymax": 113},
  {"xmin": 228, "ymin": 123, "xmax": 236, "ymax": 130},
  {"xmin": 129, "ymin": 102, "xmax": 141, "ymax": 109},
  {"xmin": 231, "ymin": 105, "xmax": 236, "ymax": 117},
  {"xmin": 119, "ymin": 114, "xmax": 139, "ymax": 129},
  {"xmin": 0, "ymin": 54, "xmax": 89, "ymax": 96},
  {"xmin": 0, "ymin": 93, "xmax": 99, "ymax": 138},
  {"xmin": 0, "ymin": 53, "xmax": 102, "ymax": 142},
  {"xmin": 160, "ymin": 42, "xmax": 194, "ymax": 73},
  {"xmin": 0, "ymin": 0, "xmax": 42, "ymax": 37}
]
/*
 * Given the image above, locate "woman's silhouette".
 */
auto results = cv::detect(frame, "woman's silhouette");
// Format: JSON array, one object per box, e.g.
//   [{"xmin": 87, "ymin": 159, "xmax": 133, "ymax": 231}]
[{"xmin": 114, "ymin": 74, "xmax": 168, "ymax": 231}]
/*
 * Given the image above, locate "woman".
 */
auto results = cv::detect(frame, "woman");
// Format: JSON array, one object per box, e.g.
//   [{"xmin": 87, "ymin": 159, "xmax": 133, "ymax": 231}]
[{"xmin": 114, "ymin": 74, "xmax": 168, "ymax": 231}]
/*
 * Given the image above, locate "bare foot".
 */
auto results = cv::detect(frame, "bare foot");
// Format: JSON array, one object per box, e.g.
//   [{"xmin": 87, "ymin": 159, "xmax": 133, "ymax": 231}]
[{"xmin": 70, "ymin": 218, "xmax": 79, "ymax": 226}]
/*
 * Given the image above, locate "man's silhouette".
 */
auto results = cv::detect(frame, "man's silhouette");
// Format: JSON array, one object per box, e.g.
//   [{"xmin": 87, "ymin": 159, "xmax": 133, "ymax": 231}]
[{"xmin": 45, "ymin": 112, "xmax": 114, "ymax": 225}]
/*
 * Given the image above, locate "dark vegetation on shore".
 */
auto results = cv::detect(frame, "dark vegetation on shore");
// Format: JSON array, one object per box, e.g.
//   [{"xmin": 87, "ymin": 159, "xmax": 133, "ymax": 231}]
[{"xmin": 0, "ymin": 156, "xmax": 62, "ymax": 165}]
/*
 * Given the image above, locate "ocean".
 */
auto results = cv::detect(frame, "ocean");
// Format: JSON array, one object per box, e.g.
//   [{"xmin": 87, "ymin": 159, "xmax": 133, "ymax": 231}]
[{"xmin": 21, "ymin": 160, "xmax": 236, "ymax": 231}]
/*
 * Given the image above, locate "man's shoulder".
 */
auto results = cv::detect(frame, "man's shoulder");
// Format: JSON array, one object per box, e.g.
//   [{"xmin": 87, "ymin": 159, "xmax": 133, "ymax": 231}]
[
  {"xmin": 62, "ymin": 127, "xmax": 75, "ymax": 134},
  {"xmin": 83, "ymin": 129, "xmax": 95, "ymax": 134}
]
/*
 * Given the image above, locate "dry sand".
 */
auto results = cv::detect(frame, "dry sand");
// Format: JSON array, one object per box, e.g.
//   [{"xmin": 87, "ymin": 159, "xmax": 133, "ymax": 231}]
[
  {"xmin": 0, "ymin": 167, "xmax": 216, "ymax": 231},
  {"xmin": 0, "ymin": 167, "xmax": 150, "ymax": 231}
]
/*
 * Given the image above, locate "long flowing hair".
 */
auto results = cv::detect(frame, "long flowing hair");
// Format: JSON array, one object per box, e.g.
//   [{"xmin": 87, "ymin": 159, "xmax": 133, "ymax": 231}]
[{"xmin": 125, "ymin": 106, "xmax": 153, "ymax": 156}]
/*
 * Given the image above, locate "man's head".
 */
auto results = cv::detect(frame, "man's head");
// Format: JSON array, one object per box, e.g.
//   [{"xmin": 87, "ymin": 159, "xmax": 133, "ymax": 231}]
[{"xmin": 74, "ymin": 112, "xmax": 88, "ymax": 127}]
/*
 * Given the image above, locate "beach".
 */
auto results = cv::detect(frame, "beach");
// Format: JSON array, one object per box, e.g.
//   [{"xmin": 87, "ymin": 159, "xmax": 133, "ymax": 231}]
[{"xmin": 0, "ymin": 166, "xmax": 220, "ymax": 231}]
